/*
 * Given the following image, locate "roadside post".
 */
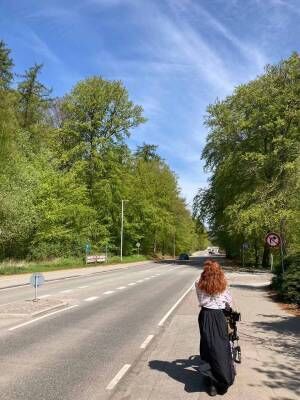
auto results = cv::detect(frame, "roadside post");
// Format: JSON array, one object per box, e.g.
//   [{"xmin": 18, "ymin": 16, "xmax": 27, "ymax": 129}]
[
  {"xmin": 242, "ymin": 242, "xmax": 249, "ymax": 268},
  {"xmin": 265, "ymin": 232, "xmax": 283, "ymax": 273},
  {"xmin": 30, "ymin": 273, "xmax": 45, "ymax": 301},
  {"xmin": 136, "ymin": 242, "xmax": 140, "ymax": 256},
  {"xmin": 85, "ymin": 243, "xmax": 91, "ymax": 264}
]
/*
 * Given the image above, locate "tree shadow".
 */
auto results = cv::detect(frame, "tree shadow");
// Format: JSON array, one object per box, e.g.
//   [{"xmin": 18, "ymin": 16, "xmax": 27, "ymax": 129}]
[
  {"xmin": 244, "ymin": 314, "xmax": 300, "ymax": 396},
  {"xmin": 148, "ymin": 355, "xmax": 210, "ymax": 393}
]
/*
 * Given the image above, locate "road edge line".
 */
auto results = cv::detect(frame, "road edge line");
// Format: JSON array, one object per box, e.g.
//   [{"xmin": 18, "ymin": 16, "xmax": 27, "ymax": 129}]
[
  {"xmin": 106, "ymin": 364, "xmax": 131, "ymax": 390},
  {"xmin": 158, "ymin": 282, "xmax": 194, "ymax": 327}
]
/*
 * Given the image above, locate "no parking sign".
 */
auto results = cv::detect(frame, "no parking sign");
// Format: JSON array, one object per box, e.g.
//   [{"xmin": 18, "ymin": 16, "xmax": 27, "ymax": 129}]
[{"xmin": 265, "ymin": 232, "xmax": 281, "ymax": 248}]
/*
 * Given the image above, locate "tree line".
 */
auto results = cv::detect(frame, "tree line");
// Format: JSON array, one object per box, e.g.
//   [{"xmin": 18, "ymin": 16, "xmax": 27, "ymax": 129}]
[
  {"xmin": 0, "ymin": 40, "xmax": 207, "ymax": 261},
  {"xmin": 194, "ymin": 54, "xmax": 299, "ymax": 302}
]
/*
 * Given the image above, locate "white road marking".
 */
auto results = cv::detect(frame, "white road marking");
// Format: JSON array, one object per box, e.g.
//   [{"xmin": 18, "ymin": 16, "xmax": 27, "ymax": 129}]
[
  {"xmin": 144, "ymin": 277, "xmax": 151, "ymax": 280},
  {"xmin": 140, "ymin": 334, "xmax": 154, "ymax": 349},
  {"xmin": 39, "ymin": 294, "xmax": 51, "ymax": 298},
  {"xmin": 155, "ymin": 274, "xmax": 161, "ymax": 276},
  {"xmin": 8, "ymin": 305, "xmax": 79, "ymax": 331},
  {"xmin": 158, "ymin": 283, "xmax": 194, "ymax": 327},
  {"xmin": 137, "ymin": 280, "xmax": 143, "ymax": 283},
  {"xmin": 60, "ymin": 289, "xmax": 73, "ymax": 293},
  {"xmin": 151, "ymin": 275, "xmax": 156, "ymax": 278},
  {"xmin": 103, "ymin": 291, "xmax": 114, "ymax": 295},
  {"xmin": 84, "ymin": 296, "xmax": 99, "ymax": 302},
  {"xmin": 78, "ymin": 286, "xmax": 89, "ymax": 289},
  {"xmin": 128, "ymin": 283, "xmax": 136, "ymax": 286},
  {"xmin": 106, "ymin": 364, "xmax": 131, "ymax": 390},
  {"xmin": 117, "ymin": 286, "xmax": 126, "ymax": 290}
]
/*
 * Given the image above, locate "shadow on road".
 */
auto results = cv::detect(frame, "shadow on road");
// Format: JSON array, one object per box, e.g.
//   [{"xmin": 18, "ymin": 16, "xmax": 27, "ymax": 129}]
[
  {"xmin": 148, "ymin": 355, "xmax": 209, "ymax": 393},
  {"xmin": 244, "ymin": 314, "xmax": 300, "ymax": 397}
]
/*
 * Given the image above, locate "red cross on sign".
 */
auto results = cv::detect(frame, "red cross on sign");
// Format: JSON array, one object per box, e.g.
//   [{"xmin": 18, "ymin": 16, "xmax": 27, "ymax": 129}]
[{"xmin": 266, "ymin": 233, "xmax": 281, "ymax": 248}]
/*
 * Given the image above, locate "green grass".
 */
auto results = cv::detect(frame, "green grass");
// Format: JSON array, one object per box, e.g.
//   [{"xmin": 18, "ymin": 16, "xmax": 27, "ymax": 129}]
[{"xmin": 0, "ymin": 255, "xmax": 150, "ymax": 276}]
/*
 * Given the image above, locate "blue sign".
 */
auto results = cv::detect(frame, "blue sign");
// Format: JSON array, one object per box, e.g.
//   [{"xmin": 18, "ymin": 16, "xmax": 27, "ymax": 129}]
[{"xmin": 30, "ymin": 273, "xmax": 45, "ymax": 288}]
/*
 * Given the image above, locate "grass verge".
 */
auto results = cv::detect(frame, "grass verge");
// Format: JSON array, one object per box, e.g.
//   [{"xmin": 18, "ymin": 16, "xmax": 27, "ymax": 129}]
[{"xmin": 0, "ymin": 255, "xmax": 150, "ymax": 276}]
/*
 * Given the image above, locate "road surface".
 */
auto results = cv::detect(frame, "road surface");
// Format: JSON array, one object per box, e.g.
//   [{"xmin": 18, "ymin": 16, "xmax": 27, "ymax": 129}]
[{"xmin": 0, "ymin": 259, "xmax": 204, "ymax": 400}]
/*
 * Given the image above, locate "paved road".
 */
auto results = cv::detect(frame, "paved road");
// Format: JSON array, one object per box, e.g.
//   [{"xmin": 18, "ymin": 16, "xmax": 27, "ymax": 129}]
[{"xmin": 0, "ymin": 260, "xmax": 205, "ymax": 400}]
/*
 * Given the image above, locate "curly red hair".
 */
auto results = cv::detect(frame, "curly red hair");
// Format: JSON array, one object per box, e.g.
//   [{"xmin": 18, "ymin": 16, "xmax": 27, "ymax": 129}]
[{"xmin": 197, "ymin": 259, "xmax": 227, "ymax": 295}]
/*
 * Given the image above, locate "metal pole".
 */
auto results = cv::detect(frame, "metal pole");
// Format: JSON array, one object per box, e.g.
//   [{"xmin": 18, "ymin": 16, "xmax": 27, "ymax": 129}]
[
  {"xmin": 270, "ymin": 252, "xmax": 273, "ymax": 272},
  {"xmin": 34, "ymin": 275, "xmax": 37, "ymax": 301},
  {"xmin": 242, "ymin": 245, "xmax": 245, "ymax": 268},
  {"xmin": 280, "ymin": 219, "xmax": 285, "ymax": 274},
  {"xmin": 105, "ymin": 244, "xmax": 108, "ymax": 264},
  {"xmin": 280, "ymin": 237, "xmax": 285, "ymax": 273},
  {"xmin": 121, "ymin": 200, "xmax": 124, "ymax": 262},
  {"xmin": 173, "ymin": 232, "xmax": 176, "ymax": 263}
]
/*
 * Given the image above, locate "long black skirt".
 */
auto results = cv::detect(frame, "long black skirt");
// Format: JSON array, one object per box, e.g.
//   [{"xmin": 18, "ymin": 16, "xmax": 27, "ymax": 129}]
[{"xmin": 198, "ymin": 307, "xmax": 235, "ymax": 389}]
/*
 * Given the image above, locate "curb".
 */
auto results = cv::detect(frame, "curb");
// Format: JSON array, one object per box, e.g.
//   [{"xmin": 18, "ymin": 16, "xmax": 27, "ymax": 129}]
[{"xmin": 0, "ymin": 261, "xmax": 153, "ymax": 291}]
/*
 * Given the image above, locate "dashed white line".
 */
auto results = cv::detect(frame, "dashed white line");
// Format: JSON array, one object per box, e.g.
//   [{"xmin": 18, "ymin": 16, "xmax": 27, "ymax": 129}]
[
  {"xmin": 8, "ymin": 305, "xmax": 79, "ymax": 331},
  {"xmin": 39, "ymin": 294, "xmax": 51, "ymax": 298},
  {"xmin": 106, "ymin": 364, "xmax": 131, "ymax": 390},
  {"xmin": 137, "ymin": 280, "xmax": 143, "ymax": 283},
  {"xmin": 60, "ymin": 289, "xmax": 73, "ymax": 293},
  {"xmin": 103, "ymin": 291, "xmax": 114, "ymax": 295},
  {"xmin": 140, "ymin": 334, "xmax": 154, "ymax": 349},
  {"xmin": 78, "ymin": 286, "xmax": 89, "ymax": 289},
  {"xmin": 117, "ymin": 286, "xmax": 126, "ymax": 290},
  {"xmin": 144, "ymin": 277, "xmax": 151, "ymax": 280},
  {"xmin": 158, "ymin": 283, "xmax": 194, "ymax": 327},
  {"xmin": 128, "ymin": 283, "xmax": 136, "ymax": 286},
  {"xmin": 84, "ymin": 296, "xmax": 99, "ymax": 302}
]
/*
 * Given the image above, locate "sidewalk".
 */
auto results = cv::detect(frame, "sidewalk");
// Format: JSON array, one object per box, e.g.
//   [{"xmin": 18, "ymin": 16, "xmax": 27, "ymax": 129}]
[
  {"xmin": 111, "ymin": 271, "xmax": 299, "ymax": 400},
  {"xmin": 0, "ymin": 260, "xmax": 152, "ymax": 290}
]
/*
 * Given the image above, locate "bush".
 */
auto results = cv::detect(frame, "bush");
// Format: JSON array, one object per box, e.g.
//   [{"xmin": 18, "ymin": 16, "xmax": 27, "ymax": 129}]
[{"xmin": 272, "ymin": 253, "xmax": 300, "ymax": 304}]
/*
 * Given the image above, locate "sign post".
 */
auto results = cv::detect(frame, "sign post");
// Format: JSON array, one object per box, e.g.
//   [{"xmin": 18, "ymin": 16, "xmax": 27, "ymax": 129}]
[
  {"xmin": 136, "ymin": 242, "xmax": 140, "ymax": 256},
  {"xmin": 265, "ymin": 232, "xmax": 284, "ymax": 273},
  {"xmin": 30, "ymin": 273, "xmax": 45, "ymax": 301}
]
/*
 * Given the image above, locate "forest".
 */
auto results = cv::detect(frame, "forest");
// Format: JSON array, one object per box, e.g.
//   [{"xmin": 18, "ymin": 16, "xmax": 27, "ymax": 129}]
[
  {"xmin": 0, "ymin": 40, "xmax": 207, "ymax": 264},
  {"xmin": 194, "ymin": 54, "xmax": 300, "ymax": 303}
]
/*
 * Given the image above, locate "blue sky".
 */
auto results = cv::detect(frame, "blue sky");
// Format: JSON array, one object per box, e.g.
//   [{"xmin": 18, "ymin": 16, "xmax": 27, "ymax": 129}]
[{"xmin": 1, "ymin": 0, "xmax": 299, "ymax": 204}]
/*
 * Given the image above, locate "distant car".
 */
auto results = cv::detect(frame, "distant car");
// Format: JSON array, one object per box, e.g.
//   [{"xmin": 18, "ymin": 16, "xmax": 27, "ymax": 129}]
[{"xmin": 179, "ymin": 253, "xmax": 189, "ymax": 260}]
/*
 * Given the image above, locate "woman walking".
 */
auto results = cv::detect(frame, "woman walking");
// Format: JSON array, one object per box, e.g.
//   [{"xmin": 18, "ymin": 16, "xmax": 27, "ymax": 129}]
[{"xmin": 195, "ymin": 259, "xmax": 235, "ymax": 396}]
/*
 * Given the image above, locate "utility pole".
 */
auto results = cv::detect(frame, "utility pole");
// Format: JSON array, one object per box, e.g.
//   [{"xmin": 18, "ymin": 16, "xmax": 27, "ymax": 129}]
[
  {"xmin": 173, "ymin": 231, "xmax": 176, "ymax": 264},
  {"xmin": 120, "ymin": 200, "xmax": 128, "ymax": 262}
]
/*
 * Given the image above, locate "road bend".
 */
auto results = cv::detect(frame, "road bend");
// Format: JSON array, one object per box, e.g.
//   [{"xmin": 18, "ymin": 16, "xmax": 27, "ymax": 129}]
[{"xmin": 0, "ymin": 259, "xmax": 205, "ymax": 400}]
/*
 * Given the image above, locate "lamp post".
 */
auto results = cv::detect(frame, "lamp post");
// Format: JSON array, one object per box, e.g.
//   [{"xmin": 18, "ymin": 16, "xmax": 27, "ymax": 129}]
[{"xmin": 120, "ymin": 199, "xmax": 128, "ymax": 261}]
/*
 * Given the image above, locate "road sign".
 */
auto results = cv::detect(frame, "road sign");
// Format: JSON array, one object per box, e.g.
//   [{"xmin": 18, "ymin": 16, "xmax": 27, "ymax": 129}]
[
  {"xmin": 136, "ymin": 242, "xmax": 140, "ymax": 248},
  {"xmin": 30, "ymin": 273, "xmax": 44, "ymax": 301},
  {"xmin": 30, "ymin": 273, "xmax": 45, "ymax": 288},
  {"xmin": 265, "ymin": 232, "xmax": 281, "ymax": 248}
]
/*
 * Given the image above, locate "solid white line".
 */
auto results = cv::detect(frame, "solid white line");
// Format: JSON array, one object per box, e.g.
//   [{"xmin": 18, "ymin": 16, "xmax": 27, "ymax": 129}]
[
  {"xmin": 103, "ymin": 291, "xmax": 114, "ymax": 295},
  {"xmin": 8, "ymin": 305, "xmax": 79, "ymax": 331},
  {"xmin": 158, "ymin": 283, "xmax": 194, "ymax": 327},
  {"xmin": 60, "ymin": 289, "xmax": 73, "ymax": 293},
  {"xmin": 106, "ymin": 364, "xmax": 131, "ymax": 390},
  {"xmin": 84, "ymin": 296, "xmax": 99, "ymax": 302},
  {"xmin": 78, "ymin": 286, "xmax": 89, "ymax": 289},
  {"xmin": 117, "ymin": 286, "xmax": 126, "ymax": 290},
  {"xmin": 128, "ymin": 283, "xmax": 136, "ymax": 286},
  {"xmin": 140, "ymin": 334, "xmax": 154, "ymax": 349},
  {"xmin": 39, "ymin": 294, "xmax": 51, "ymax": 298}
]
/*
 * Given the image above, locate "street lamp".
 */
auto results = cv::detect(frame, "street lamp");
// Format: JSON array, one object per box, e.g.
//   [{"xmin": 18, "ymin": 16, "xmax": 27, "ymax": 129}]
[{"xmin": 120, "ymin": 199, "xmax": 128, "ymax": 261}]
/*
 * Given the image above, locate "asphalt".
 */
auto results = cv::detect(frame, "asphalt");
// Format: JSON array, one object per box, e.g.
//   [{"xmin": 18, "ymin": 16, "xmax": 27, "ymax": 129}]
[
  {"xmin": 111, "ymin": 270, "xmax": 299, "ymax": 400},
  {"xmin": 0, "ymin": 260, "xmax": 204, "ymax": 400}
]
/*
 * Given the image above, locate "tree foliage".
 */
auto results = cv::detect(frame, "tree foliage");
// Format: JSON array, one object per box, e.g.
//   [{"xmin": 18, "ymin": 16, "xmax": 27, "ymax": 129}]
[
  {"xmin": 195, "ymin": 53, "xmax": 300, "ymax": 268},
  {"xmin": 0, "ymin": 41, "xmax": 201, "ymax": 261}
]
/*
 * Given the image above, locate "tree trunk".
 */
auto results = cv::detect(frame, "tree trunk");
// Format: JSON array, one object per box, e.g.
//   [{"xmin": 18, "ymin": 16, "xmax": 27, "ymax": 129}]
[{"xmin": 262, "ymin": 242, "xmax": 270, "ymax": 269}]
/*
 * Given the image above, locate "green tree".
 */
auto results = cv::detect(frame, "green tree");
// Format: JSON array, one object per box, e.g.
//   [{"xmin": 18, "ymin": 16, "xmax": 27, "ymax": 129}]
[{"xmin": 196, "ymin": 53, "xmax": 300, "ymax": 266}]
